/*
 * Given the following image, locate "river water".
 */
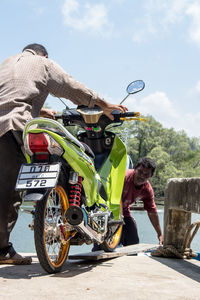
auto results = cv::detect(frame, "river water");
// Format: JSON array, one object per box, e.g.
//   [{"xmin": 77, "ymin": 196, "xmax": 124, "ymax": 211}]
[{"xmin": 11, "ymin": 206, "xmax": 200, "ymax": 254}]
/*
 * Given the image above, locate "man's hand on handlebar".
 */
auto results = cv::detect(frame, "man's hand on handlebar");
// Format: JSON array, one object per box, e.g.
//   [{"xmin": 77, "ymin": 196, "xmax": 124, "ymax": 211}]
[
  {"xmin": 95, "ymin": 98, "xmax": 128, "ymax": 120},
  {"xmin": 40, "ymin": 108, "xmax": 57, "ymax": 119}
]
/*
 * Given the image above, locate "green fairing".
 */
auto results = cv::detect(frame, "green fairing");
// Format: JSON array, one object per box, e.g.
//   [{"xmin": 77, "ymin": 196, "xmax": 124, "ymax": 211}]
[
  {"xmin": 62, "ymin": 142, "xmax": 98, "ymax": 207},
  {"xmin": 98, "ymin": 135, "xmax": 127, "ymax": 219}
]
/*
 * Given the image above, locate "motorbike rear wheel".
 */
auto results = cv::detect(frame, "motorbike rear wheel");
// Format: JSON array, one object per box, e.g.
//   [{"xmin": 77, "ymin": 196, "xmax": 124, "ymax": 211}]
[
  {"xmin": 101, "ymin": 199, "xmax": 123, "ymax": 252},
  {"xmin": 34, "ymin": 185, "xmax": 70, "ymax": 273}
]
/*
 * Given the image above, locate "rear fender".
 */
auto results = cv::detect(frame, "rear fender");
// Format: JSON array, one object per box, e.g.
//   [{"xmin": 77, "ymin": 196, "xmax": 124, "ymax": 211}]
[{"xmin": 23, "ymin": 189, "xmax": 50, "ymax": 202}]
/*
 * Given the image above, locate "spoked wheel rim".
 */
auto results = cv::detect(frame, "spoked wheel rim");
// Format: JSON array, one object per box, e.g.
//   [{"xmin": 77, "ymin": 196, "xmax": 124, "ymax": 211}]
[{"xmin": 44, "ymin": 185, "xmax": 70, "ymax": 268}]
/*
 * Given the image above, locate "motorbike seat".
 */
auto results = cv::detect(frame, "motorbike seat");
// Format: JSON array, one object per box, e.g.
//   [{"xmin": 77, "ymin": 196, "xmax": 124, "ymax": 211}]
[{"xmin": 81, "ymin": 142, "xmax": 95, "ymax": 159}]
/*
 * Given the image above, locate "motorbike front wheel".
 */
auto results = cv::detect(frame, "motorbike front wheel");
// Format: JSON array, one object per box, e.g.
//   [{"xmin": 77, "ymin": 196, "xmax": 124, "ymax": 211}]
[
  {"xmin": 101, "ymin": 199, "xmax": 123, "ymax": 252},
  {"xmin": 34, "ymin": 185, "xmax": 70, "ymax": 273}
]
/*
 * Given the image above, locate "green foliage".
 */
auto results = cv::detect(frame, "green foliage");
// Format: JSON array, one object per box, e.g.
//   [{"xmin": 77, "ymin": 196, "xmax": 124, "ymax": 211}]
[{"xmin": 148, "ymin": 146, "xmax": 183, "ymax": 197}]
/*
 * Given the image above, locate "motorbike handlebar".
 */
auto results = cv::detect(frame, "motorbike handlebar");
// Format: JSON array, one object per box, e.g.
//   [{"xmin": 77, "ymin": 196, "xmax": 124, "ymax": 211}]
[{"xmin": 53, "ymin": 110, "xmax": 140, "ymax": 128}]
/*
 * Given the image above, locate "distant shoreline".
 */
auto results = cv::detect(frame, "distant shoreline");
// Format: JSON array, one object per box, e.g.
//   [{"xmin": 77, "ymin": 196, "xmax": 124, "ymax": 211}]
[
  {"xmin": 155, "ymin": 197, "xmax": 165, "ymax": 205},
  {"xmin": 130, "ymin": 197, "xmax": 165, "ymax": 210}
]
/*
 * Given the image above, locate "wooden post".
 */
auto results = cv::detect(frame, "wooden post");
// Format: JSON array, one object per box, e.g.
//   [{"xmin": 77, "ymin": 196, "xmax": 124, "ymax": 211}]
[
  {"xmin": 164, "ymin": 178, "xmax": 200, "ymax": 250},
  {"xmin": 164, "ymin": 208, "xmax": 191, "ymax": 250}
]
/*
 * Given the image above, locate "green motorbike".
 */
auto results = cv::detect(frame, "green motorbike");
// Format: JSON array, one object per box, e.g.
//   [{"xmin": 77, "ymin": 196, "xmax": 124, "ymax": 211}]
[{"xmin": 16, "ymin": 80, "xmax": 145, "ymax": 273}]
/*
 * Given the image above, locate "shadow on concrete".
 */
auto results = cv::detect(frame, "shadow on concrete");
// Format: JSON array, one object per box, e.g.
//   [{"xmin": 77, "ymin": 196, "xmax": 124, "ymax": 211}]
[
  {"xmin": 0, "ymin": 257, "xmax": 115, "ymax": 280},
  {"xmin": 150, "ymin": 256, "xmax": 200, "ymax": 283},
  {"xmin": 53, "ymin": 258, "xmax": 115, "ymax": 278},
  {"xmin": 0, "ymin": 255, "xmax": 46, "ymax": 280}
]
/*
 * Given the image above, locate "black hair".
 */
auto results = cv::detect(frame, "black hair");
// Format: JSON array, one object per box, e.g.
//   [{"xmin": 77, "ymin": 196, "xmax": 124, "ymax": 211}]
[
  {"xmin": 22, "ymin": 43, "xmax": 48, "ymax": 57},
  {"xmin": 134, "ymin": 157, "xmax": 156, "ymax": 176}
]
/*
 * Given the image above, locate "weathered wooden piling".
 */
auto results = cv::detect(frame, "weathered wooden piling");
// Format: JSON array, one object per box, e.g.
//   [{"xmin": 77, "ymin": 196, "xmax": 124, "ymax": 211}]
[{"xmin": 164, "ymin": 178, "xmax": 200, "ymax": 251}]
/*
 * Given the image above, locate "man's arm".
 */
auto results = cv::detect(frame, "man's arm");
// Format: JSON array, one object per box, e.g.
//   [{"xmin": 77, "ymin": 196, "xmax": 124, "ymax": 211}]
[
  {"xmin": 147, "ymin": 212, "xmax": 163, "ymax": 245},
  {"xmin": 46, "ymin": 60, "xmax": 128, "ymax": 119}
]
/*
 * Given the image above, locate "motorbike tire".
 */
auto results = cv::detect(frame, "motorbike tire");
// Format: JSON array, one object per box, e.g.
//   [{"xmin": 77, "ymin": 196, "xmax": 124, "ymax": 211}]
[
  {"xmin": 34, "ymin": 184, "xmax": 70, "ymax": 273},
  {"xmin": 101, "ymin": 199, "xmax": 123, "ymax": 252}
]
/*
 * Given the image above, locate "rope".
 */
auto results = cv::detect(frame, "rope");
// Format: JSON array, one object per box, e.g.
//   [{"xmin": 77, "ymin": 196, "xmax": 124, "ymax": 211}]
[{"xmin": 151, "ymin": 220, "xmax": 200, "ymax": 259}]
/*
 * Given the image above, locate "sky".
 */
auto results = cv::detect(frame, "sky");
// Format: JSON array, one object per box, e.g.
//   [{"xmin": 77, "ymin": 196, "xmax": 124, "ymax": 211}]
[{"xmin": 1, "ymin": 0, "xmax": 200, "ymax": 138}]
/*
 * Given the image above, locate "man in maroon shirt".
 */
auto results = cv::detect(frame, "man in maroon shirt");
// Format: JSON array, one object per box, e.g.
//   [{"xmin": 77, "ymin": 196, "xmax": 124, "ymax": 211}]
[{"xmin": 121, "ymin": 157, "xmax": 163, "ymax": 246}]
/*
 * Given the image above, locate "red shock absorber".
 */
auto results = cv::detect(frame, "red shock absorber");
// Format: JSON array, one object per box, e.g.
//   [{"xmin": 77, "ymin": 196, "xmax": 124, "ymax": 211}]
[{"xmin": 69, "ymin": 176, "xmax": 83, "ymax": 207}]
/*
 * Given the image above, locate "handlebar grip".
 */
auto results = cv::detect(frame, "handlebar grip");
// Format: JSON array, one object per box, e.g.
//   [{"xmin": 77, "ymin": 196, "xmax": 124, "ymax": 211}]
[
  {"xmin": 54, "ymin": 114, "xmax": 62, "ymax": 120},
  {"xmin": 112, "ymin": 110, "xmax": 140, "ymax": 122},
  {"xmin": 120, "ymin": 112, "xmax": 140, "ymax": 118}
]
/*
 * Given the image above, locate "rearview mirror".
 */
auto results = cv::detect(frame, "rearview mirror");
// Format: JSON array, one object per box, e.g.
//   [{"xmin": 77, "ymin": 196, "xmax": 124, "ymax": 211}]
[
  {"xmin": 120, "ymin": 80, "xmax": 145, "ymax": 105},
  {"xmin": 127, "ymin": 80, "xmax": 145, "ymax": 94}
]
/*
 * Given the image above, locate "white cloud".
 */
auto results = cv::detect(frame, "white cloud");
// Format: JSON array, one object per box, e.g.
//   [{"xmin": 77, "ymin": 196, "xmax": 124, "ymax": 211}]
[
  {"xmin": 62, "ymin": 0, "xmax": 113, "ymax": 36},
  {"xmin": 160, "ymin": 0, "xmax": 188, "ymax": 24},
  {"xmin": 133, "ymin": 0, "xmax": 189, "ymax": 39},
  {"xmin": 61, "ymin": 0, "xmax": 200, "ymax": 45},
  {"xmin": 125, "ymin": 91, "xmax": 178, "ymax": 126},
  {"xmin": 186, "ymin": 2, "xmax": 200, "ymax": 47},
  {"xmin": 122, "ymin": 90, "xmax": 200, "ymax": 137},
  {"xmin": 132, "ymin": 0, "xmax": 200, "ymax": 47},
  {"xmin": 145, "ymin": 0, "xmax": 186, "ymax": 23},
  {"xmin": 178, "ymin": 112, "xmax": 200, "ymax": 137}
]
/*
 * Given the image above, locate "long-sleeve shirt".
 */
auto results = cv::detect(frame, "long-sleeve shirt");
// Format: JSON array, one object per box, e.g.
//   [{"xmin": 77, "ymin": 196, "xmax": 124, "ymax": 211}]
[
  {"xmin": 0, "ymin": 49, "xmax": 99, "ymax": 137},
  {"xmin": 122, "ymin": 169, "xmax": 157, "ymax": 217}
]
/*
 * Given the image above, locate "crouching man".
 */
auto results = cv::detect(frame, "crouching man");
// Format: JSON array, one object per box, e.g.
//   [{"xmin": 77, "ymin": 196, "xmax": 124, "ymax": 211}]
[{"xmin": 121, "ymin": 157, "xmax": 163, "ymax": 246}]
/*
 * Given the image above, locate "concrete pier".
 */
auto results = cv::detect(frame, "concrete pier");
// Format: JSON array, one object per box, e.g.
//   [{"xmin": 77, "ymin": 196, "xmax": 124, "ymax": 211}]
[{"xmin": 0, "ymin": 251, "xmax": 200, "ymax": 300}]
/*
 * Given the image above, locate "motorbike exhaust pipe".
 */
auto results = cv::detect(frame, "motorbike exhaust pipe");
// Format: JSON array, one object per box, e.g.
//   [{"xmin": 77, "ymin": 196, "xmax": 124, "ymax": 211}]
[
  {"xmin": 65, "ymin": 206, "xmax": 102, "ymax": 243},
  {"xmin": 65, "ymin": 206, "xmax": 84, "ymax": 226},
  {"xmin": 75, "ymin": 221, "xmax": 102, "ymax": 243}
]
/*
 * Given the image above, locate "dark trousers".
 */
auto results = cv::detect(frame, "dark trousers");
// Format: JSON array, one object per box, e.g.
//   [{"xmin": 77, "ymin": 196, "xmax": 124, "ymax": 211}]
[
  {"xmin": 120, "ymin": 216, "xmax": 139, "ymax": 246},
  {"xmin": 0, "ymin": 131, "xmax": 25, "ymax": 249}
]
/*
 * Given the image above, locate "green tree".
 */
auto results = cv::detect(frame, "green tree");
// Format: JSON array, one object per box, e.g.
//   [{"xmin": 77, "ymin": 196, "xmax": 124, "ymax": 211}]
[{"xmin": 148, "ymin": 146, "xmax": 183, "ymax": 197}]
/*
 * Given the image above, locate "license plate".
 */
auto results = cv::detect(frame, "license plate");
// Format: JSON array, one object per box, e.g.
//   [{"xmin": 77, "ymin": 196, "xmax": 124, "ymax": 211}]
[{"xmin": 15, "ymin": 163, "xmax": 60, "ymax": 190}]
